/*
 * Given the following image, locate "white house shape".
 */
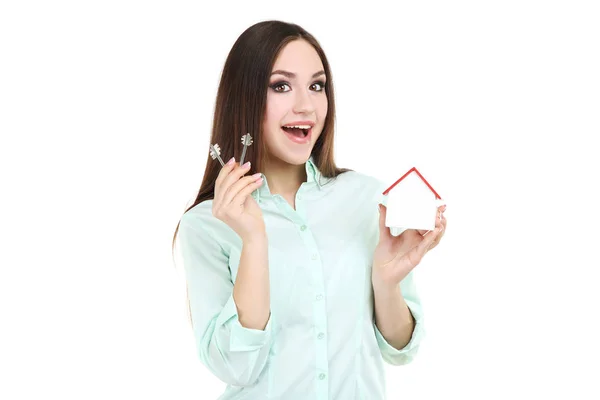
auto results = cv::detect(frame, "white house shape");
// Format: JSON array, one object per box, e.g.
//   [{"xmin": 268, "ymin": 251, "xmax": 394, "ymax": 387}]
[{"xmin": 382, "ymin": 167, "xmax": 444, "ymax": 231}]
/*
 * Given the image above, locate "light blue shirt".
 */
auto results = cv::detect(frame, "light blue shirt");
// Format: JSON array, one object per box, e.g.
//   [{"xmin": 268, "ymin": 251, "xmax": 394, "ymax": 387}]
[{"xmin": 178, "ymin": 156, "xmax": 425, "ymax": 399}]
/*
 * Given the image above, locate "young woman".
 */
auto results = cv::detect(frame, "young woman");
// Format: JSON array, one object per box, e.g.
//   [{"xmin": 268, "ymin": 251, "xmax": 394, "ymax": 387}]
[{"xmin": 172, "ymin": 20, "xmax": 446, "ymax": 400}]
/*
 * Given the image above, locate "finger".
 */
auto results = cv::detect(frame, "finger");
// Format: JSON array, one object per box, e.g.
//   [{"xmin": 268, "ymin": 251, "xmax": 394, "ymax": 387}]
[
  {"xmin": 214, "ymin": 157, "xmax": 237, "ymax": 202},
  {"xmin": 435, "ymin": 212, "xmax": 446, "ymax": 234},
  {"xmin": 217, "ymin": 161, "xmax": 252, "ymax": 205},
  {"xmin": 378, "ymin": 204, "xmax": 393, "ymax": 242},
  {"xmin": 401, "ymin": 227, "xmax": 440, "ymax": 270},
  {"xmin": 417, "ymin": 229, "xmax": 428, "ymax": 236},
  {"xmin": 428, "ymin": 217, "xmax": 446, "ymax": 250},
  {"xmin": 436, "ymin": 205, "xmax": 446, "ymax": 221},
  {"xmin": 435, "ymin": 207, "xmax": 444, "ymax": 228},
  {"xmin": 222, "ymin": 161, "xmax": 252, "ymax": 193},
  {"xmin": 223, "ymin": 174, "xmax": 262, "ymax": 206},
  {"xmin": 422, "ymin": 207, "xmax": 445, "ymax": 236},
  {"xmin": 428, "ymin": 234, "xmax": 441, "ymax": 250},
  {"xmin": 418, "ymin": 226, "xmax": 442, "ymax": 256},
  {"xmin": 231, "ymin": 176, "xmax": 264, "ymax": 206}
]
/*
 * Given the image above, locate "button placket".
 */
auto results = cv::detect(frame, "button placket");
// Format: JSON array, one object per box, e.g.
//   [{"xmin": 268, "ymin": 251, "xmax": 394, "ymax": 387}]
[{"xmin": 298, "ymin": 222, "xmax": 329, "ymax": 395}]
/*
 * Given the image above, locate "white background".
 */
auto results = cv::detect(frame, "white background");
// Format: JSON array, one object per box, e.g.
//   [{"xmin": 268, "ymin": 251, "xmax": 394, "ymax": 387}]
[{"xmin": 1, "ymin": 1, "xmax": 599, "ymax": 399}]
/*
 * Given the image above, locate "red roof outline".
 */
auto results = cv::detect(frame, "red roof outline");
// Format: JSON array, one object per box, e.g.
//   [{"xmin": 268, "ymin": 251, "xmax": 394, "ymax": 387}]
[{"xmin": 382, "ymin": 167, "xmax": 442, "ymax": 199}]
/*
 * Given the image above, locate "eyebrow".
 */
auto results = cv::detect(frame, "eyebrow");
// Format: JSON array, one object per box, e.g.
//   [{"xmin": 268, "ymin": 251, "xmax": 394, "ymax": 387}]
[{"xmin": 270, "ymin": 70, "xmax": 326, "ymax": 79}]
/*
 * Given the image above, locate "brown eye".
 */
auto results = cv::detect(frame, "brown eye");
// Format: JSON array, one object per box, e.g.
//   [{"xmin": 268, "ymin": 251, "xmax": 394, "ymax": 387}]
[
  {"xmin": 311, "ymin": 81, "xmax": 326, "ymax": 92},
  {"xmin": 270, "ymin": 82, "xmax": 291, "ymax": 93}
]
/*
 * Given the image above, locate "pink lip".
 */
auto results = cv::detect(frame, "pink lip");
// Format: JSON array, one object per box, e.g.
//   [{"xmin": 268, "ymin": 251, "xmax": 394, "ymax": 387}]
[{"xmin": 282, "ymin": 126, "xmax": 312, "ymax": 144}]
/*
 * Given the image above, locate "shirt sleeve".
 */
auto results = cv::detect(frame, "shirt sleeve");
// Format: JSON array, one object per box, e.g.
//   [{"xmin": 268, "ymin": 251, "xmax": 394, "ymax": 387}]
[
  {"xmin": 178, "ymin": 215, "xmax": 273, "ymax": 387},
  {"xmin": 373, "ymin": 270, "xmax": 426, "ymax": 365}
]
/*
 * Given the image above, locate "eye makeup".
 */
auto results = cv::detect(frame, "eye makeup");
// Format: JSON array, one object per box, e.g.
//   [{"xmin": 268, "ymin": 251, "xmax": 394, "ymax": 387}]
[{"xmin": 269, "ymin": 80, "xmax": 326, "ymax": 93}]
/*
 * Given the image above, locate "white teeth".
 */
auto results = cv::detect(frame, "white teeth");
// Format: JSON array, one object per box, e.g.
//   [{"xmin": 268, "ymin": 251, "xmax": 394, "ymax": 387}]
[{"xmin": 283, "ymin": 125, "xmax": 311, "ymax": 129}]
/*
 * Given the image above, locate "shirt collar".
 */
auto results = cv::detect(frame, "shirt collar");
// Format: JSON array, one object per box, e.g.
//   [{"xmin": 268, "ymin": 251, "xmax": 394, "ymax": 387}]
[
  {"xmin": 306, "ymin": 155, "xmax": 323, "ymax": 188},
  {"xmin": 251, "ymin": 155, "xmax": 322, "ymax": 203}
]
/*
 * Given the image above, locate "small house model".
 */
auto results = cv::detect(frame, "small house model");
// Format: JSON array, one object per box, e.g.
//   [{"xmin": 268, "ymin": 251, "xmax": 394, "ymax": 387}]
[{"xmin": 382, "ymin": 167, "xmax": 444, "ymax": 231}]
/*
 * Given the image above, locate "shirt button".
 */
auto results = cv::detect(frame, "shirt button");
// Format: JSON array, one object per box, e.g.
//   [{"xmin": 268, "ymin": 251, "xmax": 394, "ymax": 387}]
[
  {"xmin": 298, "ymin": 195, "xmax": 302, "ymax": 200},
  {"xmin": 300, "ymin": 225, "xmax": 307, "ymax": 231},
  {"xmin": 316, "ymin": 294, "xmax": 323, "ymax": 301},
  {"xmin": 319, "ymin": 373, "xmax": 326, "ymax": 380},
  {"xmin": 311, "ymin": 253, "xmax": 317, "ymax": 260},
  {"xmin": 318, "ymin": 332, "xmax": 325, "ymax": 339}
]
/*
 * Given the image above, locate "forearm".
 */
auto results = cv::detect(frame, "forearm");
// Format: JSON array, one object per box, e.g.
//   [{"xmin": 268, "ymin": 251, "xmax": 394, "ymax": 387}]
[
  {"xmin": 373, "ymin": 282, "xmax": 415, "ymax": 350},
  {"xmin": 233, "ymin": 233, "xmax": 271, "ymax": 330}
]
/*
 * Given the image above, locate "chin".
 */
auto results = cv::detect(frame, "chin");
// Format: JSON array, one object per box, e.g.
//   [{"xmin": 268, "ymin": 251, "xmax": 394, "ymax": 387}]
[
  {"xmin": 269, "ymin": 147, "xmax": 313, "ymax": 167},
  {"xmin": 281, "ymin": 152, "xmax": 312, "ymax": 165}
]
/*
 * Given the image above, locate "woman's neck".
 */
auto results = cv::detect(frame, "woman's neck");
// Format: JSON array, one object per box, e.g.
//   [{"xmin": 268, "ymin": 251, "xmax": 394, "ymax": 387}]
[{"xmin": 262, "ymin": 158, "xmax": 307, "ymax": 197}]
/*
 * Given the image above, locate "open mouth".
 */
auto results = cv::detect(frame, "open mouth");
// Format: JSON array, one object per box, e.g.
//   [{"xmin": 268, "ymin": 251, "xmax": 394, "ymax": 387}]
[{"xmin": 281, "ymin": 126, "xmax": 310, "ymax": 138}]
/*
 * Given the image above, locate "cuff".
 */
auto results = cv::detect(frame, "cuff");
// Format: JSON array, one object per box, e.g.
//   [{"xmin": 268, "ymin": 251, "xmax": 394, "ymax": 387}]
[
  {"xmin": 375, "ymin": 299, "xmax": 425, "ymax": 356},
  {"xmin": 217, "ymin": 293, "xmax": 273, "ymax": 353}
]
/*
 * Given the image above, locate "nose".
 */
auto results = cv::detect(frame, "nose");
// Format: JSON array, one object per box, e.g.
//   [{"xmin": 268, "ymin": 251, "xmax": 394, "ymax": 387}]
[{"xmin": 293, "ymin": 88, "xmax": 315, "ymax": 115}]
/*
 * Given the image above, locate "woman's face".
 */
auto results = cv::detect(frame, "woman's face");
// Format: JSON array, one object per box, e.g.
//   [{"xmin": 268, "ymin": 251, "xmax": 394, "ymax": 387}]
[{"xmin": 263, "ymin": 39, "xmax": 328, "ymax": 166}]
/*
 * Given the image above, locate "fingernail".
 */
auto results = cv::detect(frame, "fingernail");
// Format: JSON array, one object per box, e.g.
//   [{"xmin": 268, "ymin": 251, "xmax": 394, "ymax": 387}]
[
  {"xmin": 227, "ymin": 157, "xmax": 235, "ymax": 165},
  {"xmin": 243, "ymin": 161, "xmax": 251, "ymax": 168},
  {"xmin": 252, "ymin": 172, "xmax": 261, "ymax": 179}
]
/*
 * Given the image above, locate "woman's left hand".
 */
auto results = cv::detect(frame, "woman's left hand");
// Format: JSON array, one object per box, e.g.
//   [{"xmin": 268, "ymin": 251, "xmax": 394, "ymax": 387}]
[{"xmin": 372, "ymin": 204, "xmax": 447, "ymax": 290}]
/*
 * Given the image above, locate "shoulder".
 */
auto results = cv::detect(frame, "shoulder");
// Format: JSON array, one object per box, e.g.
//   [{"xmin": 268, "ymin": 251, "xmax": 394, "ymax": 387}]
[
  {"xmin": 328, "ymin": 169, "xmax": 387, "ymax": 199},
  {"xmin": 180, "ymin": 199, "xmax": 213, "ymax": 231},
  {"xmin": 178, "ymin": 199, "xmax": 242, "ymax": 255},
  {"xmin": 179, "ymin": 199, "xmax": 234, "ymax": 240}
]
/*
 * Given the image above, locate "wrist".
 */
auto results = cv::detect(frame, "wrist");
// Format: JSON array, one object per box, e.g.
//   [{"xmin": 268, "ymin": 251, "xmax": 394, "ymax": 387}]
[
  {"xmin": 372, "ymin": 274, "xmax": 401, "ymax": 296},
  {"xmin": 242, "ymin": 231, "xmax": 267, "ymax": 246}
]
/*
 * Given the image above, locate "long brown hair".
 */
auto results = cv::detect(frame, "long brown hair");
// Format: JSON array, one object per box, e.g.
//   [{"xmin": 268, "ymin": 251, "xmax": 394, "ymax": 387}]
[{"xmin": 171, "ymin": 20, "xmax": 351, "ymax": 261}]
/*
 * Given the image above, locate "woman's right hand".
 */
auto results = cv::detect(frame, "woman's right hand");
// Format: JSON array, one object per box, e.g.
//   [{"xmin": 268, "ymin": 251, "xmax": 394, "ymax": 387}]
[{"xmin": 212, "ymin": 157, "xmax": 266, "ymax": 242}]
